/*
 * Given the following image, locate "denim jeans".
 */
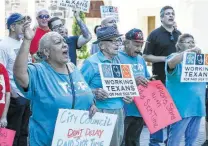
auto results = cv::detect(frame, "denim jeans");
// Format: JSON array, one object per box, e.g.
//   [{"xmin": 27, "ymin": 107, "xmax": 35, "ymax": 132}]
[
  {"xmin": 167, "ymin": 116, "xmax": 201, "ymax": 146},
  {"xmin": 98, "ymin": 108, "xmax": 124, "ymax": 146},
  {"xmin": 121, "ymin": 116, "xmax": 144, "ymax": 146},
  {"xmin": 149, "ymin": 129, "xmax": 164, "ymax": 146}
]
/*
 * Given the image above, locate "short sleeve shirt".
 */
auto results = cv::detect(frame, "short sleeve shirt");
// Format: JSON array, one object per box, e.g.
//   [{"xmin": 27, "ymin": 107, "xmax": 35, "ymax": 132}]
[
  {"xmin": 118, "ymin": 50, "xmax": 150, "ymax": 117},
  {"xmin": 0, "ymin": 63, "xmax": 10, "ymax": 117},
  {"xmin": 143, "ymin": 26, "xmax": 181, "ymax": 84},
  {"xmin": 80, "ymin": 51, "xmax": 124, "ymax": 110},
  {"xmin": 165, "ymin": 54, "xmax": 206, "ymax": 118},
  {"xmin": 15, "ymin": 61, "xmax": 94, "ymax": 146}
]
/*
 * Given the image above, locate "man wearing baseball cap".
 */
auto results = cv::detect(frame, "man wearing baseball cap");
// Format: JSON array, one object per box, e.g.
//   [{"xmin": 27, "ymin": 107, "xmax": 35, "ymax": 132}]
[
  {"xmin": 118, "ymin": 28, "xmax": 151, "ymax": 146},
  {"xmin": 0, "ymin": 13, "xmax": 31, "ymax": 146},
  {"xmin": 81, "ymin": 26, "xmax": 133, "ymax": 146}
]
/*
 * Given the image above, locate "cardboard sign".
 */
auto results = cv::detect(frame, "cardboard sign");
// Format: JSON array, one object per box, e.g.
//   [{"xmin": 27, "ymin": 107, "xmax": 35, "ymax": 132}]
[
  {"xmin": 134, "ymin": 80, "xmax": 181, "ymax": 134},
  {"xmin": 100, "ymin": 6, "xmax": 119, "ymax": 22},
  {"xmin": 0, "ymin": 128, "xmax": 16, "ymax": 146},
  {"xmin": 52, "ymin": 109, "xmax": 117, "ymax": 146},
  {"xmin": 98, "ymin": 64, "xmax": 139, "ymax": 98},
  {"xmin": 181, "ymin": 52, "xmax": 208, "ymax": 82},
  {"xmin": 57, "ymin": 0, "xmax": 91, "ymax": 13}
]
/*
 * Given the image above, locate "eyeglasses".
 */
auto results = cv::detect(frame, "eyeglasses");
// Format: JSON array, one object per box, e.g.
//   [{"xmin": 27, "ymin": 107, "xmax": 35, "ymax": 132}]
[
  {"xmin": 103, "ymin": 39, "xmax": 121, "ymax": 45},
  {"xmin": 170, "ymin": 33, "xmax": 174, "ymax": 41},
  {"xmin": 181, "ymin": 41, "xmax": 195, "ymax": 44},
  {"xmin": 52, "ymin": 24, "xmax": 64, "ymax": 30},
  {"xmin": 38, "ymin": 14, "xmax": 50, "ymax": 19}
]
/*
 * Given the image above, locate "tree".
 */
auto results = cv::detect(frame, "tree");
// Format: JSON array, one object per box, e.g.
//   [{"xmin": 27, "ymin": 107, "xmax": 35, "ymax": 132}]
[{"xmin": 72, "ymin": 12, "xmax": 90, "ymax": 59}]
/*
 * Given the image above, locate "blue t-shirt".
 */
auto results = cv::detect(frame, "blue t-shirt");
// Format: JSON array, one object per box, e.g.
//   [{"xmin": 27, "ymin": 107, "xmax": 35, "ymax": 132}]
[
  {"xmin": 118, "ymin": 50, "xmax": 150, "ymax": 117},
  {"xmin": 65, "ymin": 36, "xmax": 80, "ymax": 65},
  {"xmin": 15, "ymin": 61, "xmax": 94, "ymax": 146},
  {"xmin": 165, "ymin": 53, "xmax": 206, "ymax": 118},
  {"xmin": 81, "ymin": 51, "xmax": 124, "ymax": 110}
]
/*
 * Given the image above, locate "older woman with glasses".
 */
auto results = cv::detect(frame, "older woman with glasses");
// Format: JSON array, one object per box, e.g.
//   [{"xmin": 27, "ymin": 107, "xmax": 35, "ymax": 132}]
[
  {"xmin": 165, "ymin": 33, "xmax": 206, "ymax": 145},
  {"xmin": 13, "ymin": 20, "xmax": 97, "ymax": 146}
]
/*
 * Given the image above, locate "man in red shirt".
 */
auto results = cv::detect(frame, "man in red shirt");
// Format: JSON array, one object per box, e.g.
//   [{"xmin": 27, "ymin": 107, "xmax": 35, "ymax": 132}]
[
  {"xmin": 0, "ymin": 63, "xmax": 10, "ymax": 128},
  {"xmin": 30, "ymin": 9, "xmax": 50, "ymax": 62}
]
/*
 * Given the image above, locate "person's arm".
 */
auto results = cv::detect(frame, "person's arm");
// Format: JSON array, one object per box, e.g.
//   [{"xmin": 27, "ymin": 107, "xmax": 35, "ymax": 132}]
[
  {"xmin": 13, "ymin": 21, "xmax": 34, "ymax": 89},
  {"xmin": 143, "ymin": 54, "xmax": 166, "ymax": 63},
  {"xmin": 74, "ymin": 11, "xmax": 92, "ymax": 48},
  {"xmin": 167, "ymin": 47, "xmax": 201, "ymax": 69}
]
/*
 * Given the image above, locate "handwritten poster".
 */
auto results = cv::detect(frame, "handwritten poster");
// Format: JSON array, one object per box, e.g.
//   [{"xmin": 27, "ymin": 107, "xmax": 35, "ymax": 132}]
[
  {"xmin": 57, "ymin": 0, "xmax": 91, "ymax": 13},
  {"xmin": 181, "ymin": 52, "xmax": 208, "ymax": 82},
  {"xmin": 134, "ymin": 80, "xmax": 181, "ymax": 134},
  {"xmin": 98, "ymin": 64, "xmax": 139, "ymax": 98},
  {"xmin": 0, "ymin": 128, "xmax": 16, "ymax": 146},
  {"xmin": 52, "ymin": 109, "xmax": 117, "ymax": 146},
  {"xmin": 100, "ymin": 6, "xmax": 119, "ymax": 22}
]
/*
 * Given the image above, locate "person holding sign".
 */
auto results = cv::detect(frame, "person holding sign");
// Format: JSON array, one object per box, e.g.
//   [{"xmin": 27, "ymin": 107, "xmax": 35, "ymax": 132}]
[
  {"xmin": 118, "ymin": 28, "xmax": 150, "ymax": 146},
  {"xmin": 0, "ymin": 63, "xmax": 10, "ymax": 128},
  {"xmin": 165, "ymin": 33, "xmax": 206, "ymax": 145},
  {"xmin": 13, "ymin": 20, "xmax": 97, "ymax": 145},
  {"xmin": 48, "ymin": 11, "xmax": 92, "ymax": 65},
  {"xmin": 81, "ymin": 26, "xmax": 132, "ymax": 146}
]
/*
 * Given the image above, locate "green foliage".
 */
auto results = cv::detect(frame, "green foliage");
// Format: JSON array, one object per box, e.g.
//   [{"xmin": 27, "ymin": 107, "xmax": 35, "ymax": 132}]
[{"xmin": 72, "ymin": 12, "xmax": 90, "ymax": 59}]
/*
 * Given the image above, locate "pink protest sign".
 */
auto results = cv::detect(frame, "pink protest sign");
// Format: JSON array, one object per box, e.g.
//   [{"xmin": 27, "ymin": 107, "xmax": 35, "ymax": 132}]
[
  {"xmin": 134, "ymin": 80, "xmax": 182, "ymax": 134},
  {"xmin": 0, "ymin": 128, "xmax": 16, "ymax": 146}
]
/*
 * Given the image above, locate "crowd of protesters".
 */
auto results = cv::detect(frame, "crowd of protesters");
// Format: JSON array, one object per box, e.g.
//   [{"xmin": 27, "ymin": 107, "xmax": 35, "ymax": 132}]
[{"xmin": 0, "ymin": 5, "xmax": 207, "ymax": 146}]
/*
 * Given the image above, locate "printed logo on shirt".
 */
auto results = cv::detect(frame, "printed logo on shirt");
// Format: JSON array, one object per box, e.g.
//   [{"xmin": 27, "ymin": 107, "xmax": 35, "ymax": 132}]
[
  {"xmin": 0, "ymin": 75, "xmax": 5, "ymax": 104},
  {"xmin": 58, "ymin": 81, "xmax": 69, "ymax": 94},
  {"xmin": 132, "ymin": 64, "xmax": 145, "ymax": 77},
  {"xmin": 76, "ymin": 81, "xmax": 88, "ymax": 91}
]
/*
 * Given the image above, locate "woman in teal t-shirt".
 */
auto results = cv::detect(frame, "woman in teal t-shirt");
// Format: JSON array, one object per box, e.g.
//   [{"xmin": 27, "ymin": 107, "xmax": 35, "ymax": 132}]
[
  {"xmin": 13, "ymin": 28, "xmax": 97, "ymax": 145},
  {"xmin": 165, "ymin": 33, "xmax": 206, "ymax": 146}
]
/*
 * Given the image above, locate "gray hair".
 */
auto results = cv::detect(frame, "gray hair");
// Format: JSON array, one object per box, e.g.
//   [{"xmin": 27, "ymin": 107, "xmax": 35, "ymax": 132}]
[
  {"xmin": 37, "ymin": 32, "xmax": 58, "ymax": 60},
  {"xmin": 175, "ymin": 33, "xmax": 194, "ymax": 52},
  {"xmin": 36, "ymin": 8, "xmax": 49, "ymax": 17}
]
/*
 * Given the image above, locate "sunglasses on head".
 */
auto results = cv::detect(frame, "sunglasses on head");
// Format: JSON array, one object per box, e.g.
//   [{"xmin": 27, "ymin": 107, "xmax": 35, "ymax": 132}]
[{"xmin": 38, "ymin": 14, "xmax": 50, "ymax": 19}]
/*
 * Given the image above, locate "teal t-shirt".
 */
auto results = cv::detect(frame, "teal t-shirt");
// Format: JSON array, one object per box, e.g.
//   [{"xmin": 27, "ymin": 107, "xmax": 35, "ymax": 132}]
[
  {"xmin": 118, "ymin": 50, "xmax": 150, "ymax": 117},
  {"xmin": 81, "ymin": 51, "xmax": 124, "ymax": 109},
  {"xmin": 165, "ymin": 53, "xmax": 206, "ymax": 118},
  {"xmin": 15, "ymin": 61, "xmax": 94, "ymax": 146}
]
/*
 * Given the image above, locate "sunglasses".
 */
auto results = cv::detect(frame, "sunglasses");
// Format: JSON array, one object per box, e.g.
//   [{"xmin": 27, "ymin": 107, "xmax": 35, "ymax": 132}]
[{"xmin": 38, "ymin": 14, "xmax": 50, "ymax": 19}]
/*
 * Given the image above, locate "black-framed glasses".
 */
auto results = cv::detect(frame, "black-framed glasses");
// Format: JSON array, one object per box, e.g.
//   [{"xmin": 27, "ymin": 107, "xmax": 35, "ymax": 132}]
[
  {"xmin": 38, "ymin": 14, "xmax": 50, "ymax": 19},
  {"xmin": 103, "ymin": 39, "xmax": 121, "ymax": 45},
  {"xmin": 52, "ymin": 24, "xmax": 64, "ymax": 30},
  {"xmin": 170, "ymin": 33, "xmax": 174, "ymax": 41}
]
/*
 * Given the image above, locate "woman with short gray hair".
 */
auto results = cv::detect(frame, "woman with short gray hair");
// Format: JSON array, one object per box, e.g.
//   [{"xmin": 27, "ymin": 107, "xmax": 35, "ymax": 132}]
[
  {"xmin": 13, "ymin": 22, "xmax": 97, "ymax": 145},
  {"xmin": 165, "ymin": 33, "xmax": 206, "ymax": 145}
]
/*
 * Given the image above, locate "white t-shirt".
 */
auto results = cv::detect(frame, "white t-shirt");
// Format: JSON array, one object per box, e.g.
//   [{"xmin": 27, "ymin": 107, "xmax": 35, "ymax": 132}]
[{"xmin": 0, "ymin": 37, "xmax": 28, "ymax": 97}]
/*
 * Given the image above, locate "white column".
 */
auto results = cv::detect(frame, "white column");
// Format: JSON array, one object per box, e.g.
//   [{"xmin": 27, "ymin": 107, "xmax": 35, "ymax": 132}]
[
  {"xmin": 27, "ymin": 0, "xmax": 36, "ymax": 28},
  {"xmin": 0, "ymin": 0, "xmax": 5, "ymax": 37}
]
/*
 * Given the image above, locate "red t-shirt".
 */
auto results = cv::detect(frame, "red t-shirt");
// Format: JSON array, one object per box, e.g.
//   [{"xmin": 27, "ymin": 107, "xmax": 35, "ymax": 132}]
[
  {"xmin": 30, "ymin": 27, "xmax": 50, "ymax": 55},
  {"xmin": 0, "ymin": 63, "xmax": 10, "ymax": 117}
]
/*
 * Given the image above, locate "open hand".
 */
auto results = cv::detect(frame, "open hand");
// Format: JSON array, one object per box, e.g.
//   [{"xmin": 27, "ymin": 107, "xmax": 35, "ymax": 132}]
[
  {"xmin": 89, "ymin": 104, "xmax": 98, "ymax": 118},
  {"xmin": 93, "ymin": 88, "xmax": 108, "ymax": 100},
  {"xmin": 23, "ymin": 18, "xmax": 34, "ymax": 40},
  {"xmin": 135, "ymin": 76, "xmax": 149, "ymax": 87},
  {"xmin": 123, "ymin": 96, "xmax": 134, "ymax": 104},
  {"xmin": 0, "ymin": 117, "xmax": 7, "ymax": 128}
]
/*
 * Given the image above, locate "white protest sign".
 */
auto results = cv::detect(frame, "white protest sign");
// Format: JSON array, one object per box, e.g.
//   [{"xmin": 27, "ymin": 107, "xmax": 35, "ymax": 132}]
[
  {"xmin": 98, "ymin": 64, "xmax": 139, "ymax": 98},
  {"xmin": 100, "ymin": 6, "xmax": 119, "ymax": 22},
  {"xmin": 181, "ymin": 52, "xmax": 208, "ymax": 82},
  {"xmin": 57, "ymin": 0, "xmax": 90, "ymax": 13},
  {"xmin": 52, "ymin": 109, "xmax": 117, "ymax": 146}
]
